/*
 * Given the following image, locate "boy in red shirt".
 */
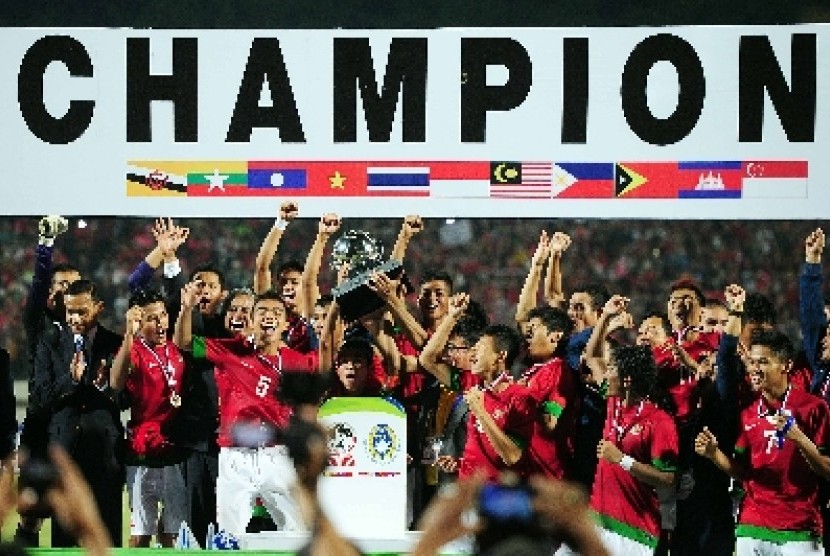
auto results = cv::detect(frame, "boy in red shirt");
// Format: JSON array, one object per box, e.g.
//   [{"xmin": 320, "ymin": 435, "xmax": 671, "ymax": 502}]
[
  {"xmin": 174, "ymin": 287, "xmax": 318, "ymax": 537},
  {"xmin": 696, "ymin": 328, "xmax": 830, "ymax": 556},
  {"xmin": 111, "ymin": 289, "xmax": 187, "ymax": 548}
]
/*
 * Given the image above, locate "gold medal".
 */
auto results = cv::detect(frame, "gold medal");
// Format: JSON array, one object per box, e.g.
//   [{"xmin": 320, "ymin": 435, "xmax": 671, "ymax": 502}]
[{"xmin": 170, "ymin": 392, "xmax": 182, "ymax": 408}]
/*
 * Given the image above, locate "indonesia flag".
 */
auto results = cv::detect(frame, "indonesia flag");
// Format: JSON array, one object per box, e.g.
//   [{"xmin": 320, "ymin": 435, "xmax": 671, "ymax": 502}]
[{"xmin": 742, "ymin": 161, "xmax": 808, "ymax": 198}]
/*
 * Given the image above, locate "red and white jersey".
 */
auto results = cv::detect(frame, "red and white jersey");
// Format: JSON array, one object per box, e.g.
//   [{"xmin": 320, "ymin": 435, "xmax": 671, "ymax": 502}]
[
  {"xmin": 127, "ymin": 339, "xmax": 186, "ymax": 428},
  {"xmin": 518, "ymin": 357, "xmax": 576, "ymax": 479},
  {"xmin": 192, "ymin": 336, "xmax": 317, "ymax": 448},
  {"xmin": 458, "ymin": 378, "xmax": 535, "ymax": 482},
  {"xmin": 591, "ymin": 397, "xmax": 678, "ymax": 545},
  {"xmin": 734, "ymin": 388, "xmax": 830, "ymax": 536}
]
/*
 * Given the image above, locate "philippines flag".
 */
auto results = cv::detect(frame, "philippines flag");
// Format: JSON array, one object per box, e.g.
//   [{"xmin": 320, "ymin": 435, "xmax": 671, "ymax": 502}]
[
  {"xmin": 366, "ymin": 167, "xmax": 430, "ymax": 195},
  {"xmin": 551, "ymin": 163, "xmax": 614, "ymax": 198}
]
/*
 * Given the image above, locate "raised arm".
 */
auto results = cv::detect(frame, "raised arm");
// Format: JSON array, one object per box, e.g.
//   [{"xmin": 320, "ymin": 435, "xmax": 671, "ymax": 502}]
[
  {"xmin": 465, "ymin": 387, "xmax": 523, "ymax": 466},
  {"xmin": 418, "ymin": 293, "xmax": 469, "ymax": 387},
  {"xmin": 389, "ymin": 215, "xmax": 423, "ymax": 262},
  {"xmin": 301, "ymin": 213, "xmax": 341, "ymax": 319},
  {"xmin": 515, "ymin": 231, "xmax": 550, "ymax": 326},
  {"xmin": 801, "ymin": 228, "xmax": 826, "ymax": 377},
  {"xmin": 544, "ymin": 232, "xmax": 571, "ymax": 310},
  {"xmin": 716, "ymin": 284, "xmax": 745, "ymax": 404},
  {"xmin": 173, "ymin": 282, "xmax": 200, "ymax": 351},
  {"xmin": 695, "ymin": 426, "xmax": 746, "ymax": 480},
  {"xmin": 254, "ymin": 201, "xmax": 298, "ymax": 295},
  {"xmin": 583, "ymin": 295, "xmax": 630, "ymax": 385},
  {"xmin": 128, "ymin": 217, "xmax": 189, "ymax": 292},
  {"xmin": 369, "ymin": 271, "xmax": 428, "ymax": 350},
  {"xmin": 109, "ymin": 305, "xmax": 143, "ymax": 391}
]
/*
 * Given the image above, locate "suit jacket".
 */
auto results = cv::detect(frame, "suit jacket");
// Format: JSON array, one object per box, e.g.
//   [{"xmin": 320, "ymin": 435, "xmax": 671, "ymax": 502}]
[{"xmin": 31, "ymin": 323, "xmax": 124, "ymax": 451}]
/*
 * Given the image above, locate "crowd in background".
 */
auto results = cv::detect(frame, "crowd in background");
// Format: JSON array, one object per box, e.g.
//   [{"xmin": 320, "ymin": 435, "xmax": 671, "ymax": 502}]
[{"xmin": 0, "ymin": 217, "xmax": 808, "ymax": 378}]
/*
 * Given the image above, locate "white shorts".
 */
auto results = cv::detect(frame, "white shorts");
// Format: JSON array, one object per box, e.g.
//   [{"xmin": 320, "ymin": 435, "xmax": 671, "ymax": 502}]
[
  {"xmin": 736, "ymin": 536, "xmax": 823, "ymax": 556},
  {"xmin": 126, "ymin": 464, "xmax": 187, "ymax": 536},
  {"xmin": 554, "ymin": 524, "xmax": 649, "ymax": 556},
  {"xmin": 216, "ymin": 446, "xmax": 303, "ymax": 536}
]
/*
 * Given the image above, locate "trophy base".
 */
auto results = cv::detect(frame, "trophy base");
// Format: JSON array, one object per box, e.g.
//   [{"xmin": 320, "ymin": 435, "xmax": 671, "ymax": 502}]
[{"xmin": 332, "ymin": 259, "xmax": 404, "ymax": 322}]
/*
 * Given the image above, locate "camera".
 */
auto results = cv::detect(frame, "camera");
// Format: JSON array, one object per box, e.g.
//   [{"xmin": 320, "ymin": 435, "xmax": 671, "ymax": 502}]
[
  {"xmin": 18, "ymin": 457, "xmax": 59, "ymax": 517},
  {"xmin": 474, "ymin": 477, "xmax": 553, "ymax": 555},
  {"xmin": 478, "ymin": 482, "xmax": 535, "ymax": 524}
]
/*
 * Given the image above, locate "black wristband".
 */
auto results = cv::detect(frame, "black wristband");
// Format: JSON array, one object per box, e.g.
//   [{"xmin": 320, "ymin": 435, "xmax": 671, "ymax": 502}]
[{"xmin": 728, "ymin": 309, "xmax": 744, "ymax": 317}]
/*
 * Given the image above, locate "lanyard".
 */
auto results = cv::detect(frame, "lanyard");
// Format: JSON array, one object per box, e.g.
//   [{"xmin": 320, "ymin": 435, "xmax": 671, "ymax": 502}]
[
  {"xmin": 483, "ymin": 371, "xmax": 509, "ymax": 393},
  {"xmin": 138, "ymin": 337, "xmax": 181, "ymax": 407},
  {"xmin": 757, "ymin": 386, "xmax": 791, "ymax": 419},
  {"xmin": 139, "ymin": 338, "xmax": 176, "ymax": 386},
  {"xmin": 256, "ymin": 350, "xmax": 283, "ymax": 377},
  {"xmin": 609, "ymin": 399, "xmax": 645, "ymax": 443}
]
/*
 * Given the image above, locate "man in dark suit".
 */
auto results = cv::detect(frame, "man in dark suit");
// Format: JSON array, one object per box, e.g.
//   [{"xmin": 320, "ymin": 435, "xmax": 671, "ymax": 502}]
[{"xmin": 30, "ymin": 279, "xmax": 125, "ymax": 548}]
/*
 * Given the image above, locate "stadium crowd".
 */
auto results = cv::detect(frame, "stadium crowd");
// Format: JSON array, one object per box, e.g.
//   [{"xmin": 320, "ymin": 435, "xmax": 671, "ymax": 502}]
[{"xmin": 1, "ymin": 207, "xmax": 829, "ymax": 556}]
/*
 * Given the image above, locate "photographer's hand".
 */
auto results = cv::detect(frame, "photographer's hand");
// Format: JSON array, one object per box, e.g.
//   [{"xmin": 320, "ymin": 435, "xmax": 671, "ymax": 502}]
[
  {"xmin": 412, "ymin": 473, "xmax": 485, "ymax": 556},
  {"xmin": 0, "ymin": 456, "xmax": 16, "ymax": 530},
  {"xmin": 47, "ymin": 445, "xmax": 112, "ymax": 556},
  {"xmin": 530, "ymin": 476, "xmax": 609, "ymax": 556}
]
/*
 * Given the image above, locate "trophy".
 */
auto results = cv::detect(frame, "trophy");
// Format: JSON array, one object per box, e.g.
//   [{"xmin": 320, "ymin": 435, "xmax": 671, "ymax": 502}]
[{"xmin": 330, "ymin": 230, "xmax": 403, "ymax": 321}]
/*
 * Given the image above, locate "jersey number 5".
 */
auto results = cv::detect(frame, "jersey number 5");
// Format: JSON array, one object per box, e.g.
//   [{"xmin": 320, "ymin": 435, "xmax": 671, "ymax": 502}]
[{"xmin": 255, "ymin": 375, "xmax": 272, "ymax": 398}]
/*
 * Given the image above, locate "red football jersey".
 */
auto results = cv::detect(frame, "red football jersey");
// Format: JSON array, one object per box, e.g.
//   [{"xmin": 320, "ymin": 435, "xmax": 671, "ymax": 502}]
[
  {"xmin": 458, "ymin": 378, "xmax": 535, "ymax": 482},
  {"xmin": 192, "ymin": 336, "xmax": 317, "ymax": 448},
  {"xmin": 735, "ymin": 388, "xmax": 830, "ymax": 537},
  {"xmin": 590, "ymin": 397, "xmax": 678, "ymax": 548},
  {"xmin": 518, "ymin": 357, "xmax": 576, "ymax": 479},
  {"xmin": 127, "ymin": 339, "xmax": 186, "ymax": 428}
]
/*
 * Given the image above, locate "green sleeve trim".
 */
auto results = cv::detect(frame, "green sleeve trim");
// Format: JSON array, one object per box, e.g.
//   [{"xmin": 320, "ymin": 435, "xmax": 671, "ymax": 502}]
[
  {"xmin": 736, "ymin": 524, "xmax": 820, "ymax": 544},
  {"xmin": 594, "ymin": 512, "xmax": 658, "ymax": 549},
  {"xmin": 449, "ymin": 367, "xmax": 462, "ymax": 392},
  {"xmin": 192, "ymin": 336, "xmax": 207, "ymax": 359},
  {"xmin": 734, "ymin": 446, "xmax": 749, "ymax": 461},
  {"xmin": 542, "ymin": 400, "xmax": 564, "ymax": 417},
  {"xmin": 506, "ymin": 432, "xmax": 527, "ymax": 452},
  {"xmin": 651, "ymin": 458, "xmax": 678, "ymax": 473}
]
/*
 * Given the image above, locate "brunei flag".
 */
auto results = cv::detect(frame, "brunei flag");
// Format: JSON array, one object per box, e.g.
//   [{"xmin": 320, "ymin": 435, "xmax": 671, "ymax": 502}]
[{"xmin": 126, "ymin": 161, "xmax": 188, "ymax": 197}]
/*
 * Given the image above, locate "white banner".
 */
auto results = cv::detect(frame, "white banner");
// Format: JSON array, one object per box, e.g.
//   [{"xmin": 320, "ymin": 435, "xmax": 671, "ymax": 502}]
[{"xmin": 1, "ymin": 26, "xmax": 827, "ymax": 218}]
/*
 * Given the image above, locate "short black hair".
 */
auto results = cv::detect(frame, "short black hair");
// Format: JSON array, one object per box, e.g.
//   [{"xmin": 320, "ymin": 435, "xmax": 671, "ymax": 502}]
[
  {"xmin": 482, "ymin": 324, "xmax": 522, "ymax": 369},
  {"xmin": 670, "ymin": 278, "xmax": 705, "ymax": 306},
  {"xmin": 421, "ymin": 269, "xmax": 454, "ymax": 294},
  {"xmin": 450, "ymin": 319, "xmax": 486, "ymax": 348},
  {"xmin": 50, "ymin": 262, "xmax": 80, "ymax": 280},
  {"xmin": 189, "ymin": 264, "xmax": 226, "ymax": 289},
  {"xmin": 336, "ymin": 338, "xmax": 375, "ymax": 368},
  {"xmin": 526, "ymin": 306, "xmax": 574, "ymax": 337},
  {"xmin": 64, "ymin": 278, "xmax": 100, "ymax": 301},
  {"xmin": 750, "ymin": 329, "xmax": 794, "ymax": 363},
  {"xmin": 744, "ymin": 293, "xmax": 777, "ymax": 326},
  {"xmin": 128, "ymin": 288, "xmax": 166, "ymax": 308},
  {"xmin": 253, "ymin": 289, "xmax": 286, "ymax": 309},
  {"xmin": 573, "ymin": 283, "xmax": 610, "ymax": 311},
  {"xmin": 315, "ymin": 294, "xmax": 334, "ymax": 308},
  {"xmin": 643, "ymin": 311, "xmax": 672, "ymax": 336},
  {"xmin": 277, "ymin": 260, "xmax": 304, "ymax": 276},
  {"xmin": 704, "ymin": 298, "xmax": 727, "ymax": 310}
]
